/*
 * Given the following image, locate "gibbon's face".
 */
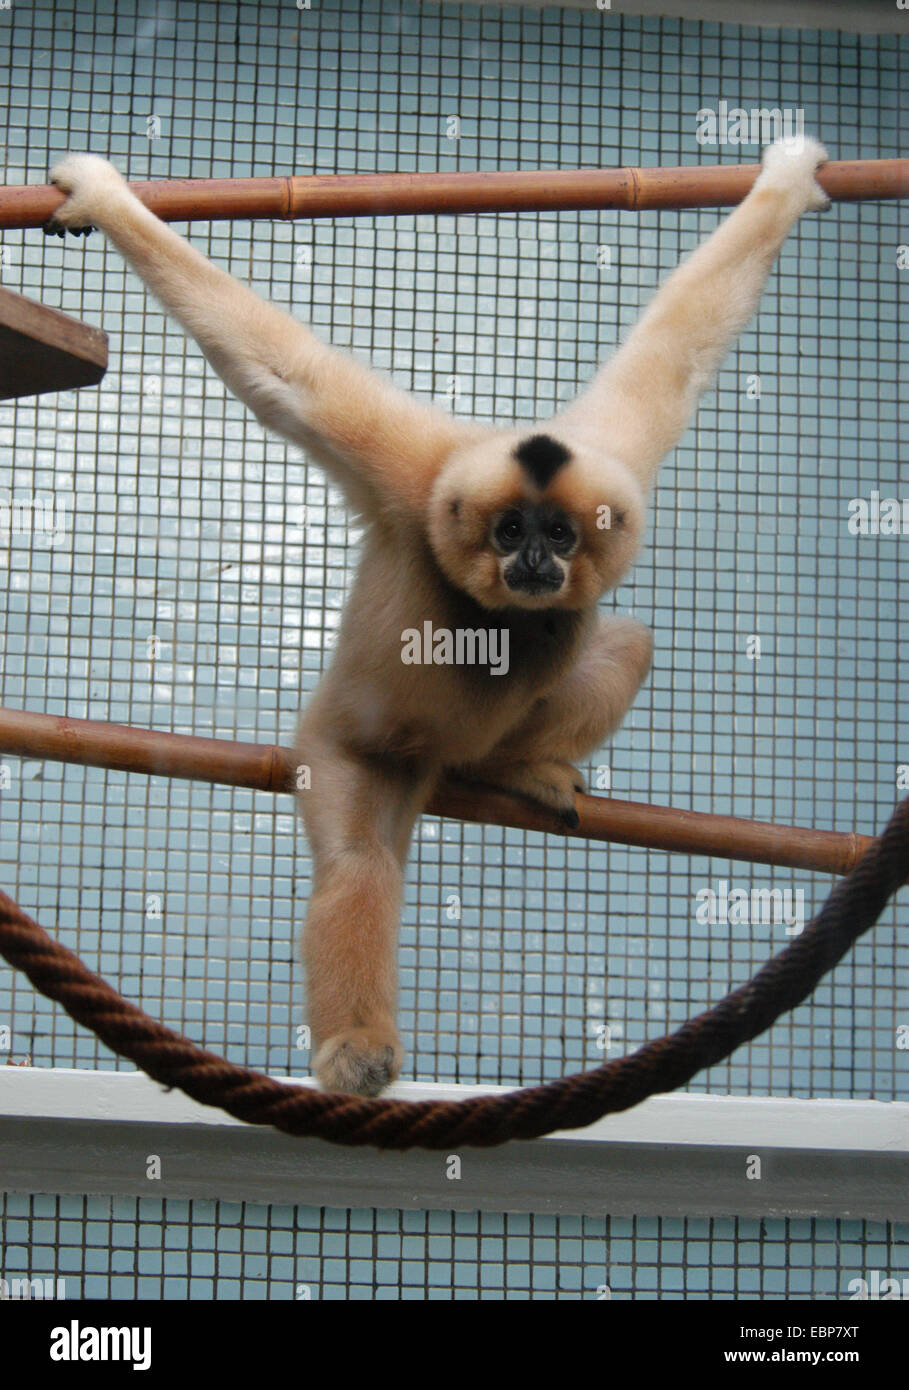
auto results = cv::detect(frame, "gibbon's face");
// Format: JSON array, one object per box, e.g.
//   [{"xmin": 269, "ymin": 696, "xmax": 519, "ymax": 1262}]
[{"xmin": 428, "ymin": 431, "xmax": 646, "ymax": 611}]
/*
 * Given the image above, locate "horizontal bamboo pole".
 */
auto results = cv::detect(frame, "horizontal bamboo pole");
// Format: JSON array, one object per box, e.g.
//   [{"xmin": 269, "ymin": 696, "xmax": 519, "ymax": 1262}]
[
  {"xmin": 0, "ymin": 706, "xmax": 880, "ymax": 879},
  {"xmin": 1, "ymin": 158, "xmax": 906, "ymax": 231}
]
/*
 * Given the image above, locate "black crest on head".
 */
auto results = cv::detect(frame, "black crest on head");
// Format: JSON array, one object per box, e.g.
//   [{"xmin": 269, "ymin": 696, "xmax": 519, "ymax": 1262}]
[{"xmin": 514, "ymin": 434, "xmax": 571, "ymax": 490}]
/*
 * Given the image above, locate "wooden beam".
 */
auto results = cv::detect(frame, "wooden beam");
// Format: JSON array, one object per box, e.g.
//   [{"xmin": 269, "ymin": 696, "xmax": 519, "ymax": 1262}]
[
  {"xmin": 0, "ymin": 158, "xmax": 906, "ymax": 231},
  {"xmin": 0, "ymin": 705, "xmax": 885, "ymax": 880},
  {"xmin": 0, "ymin": 284, "xmax": 107, "ymax": 400}
]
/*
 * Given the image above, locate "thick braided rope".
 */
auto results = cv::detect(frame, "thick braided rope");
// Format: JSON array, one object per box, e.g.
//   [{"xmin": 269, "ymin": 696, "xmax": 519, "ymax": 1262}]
[{"xmin": 0, "ymin": 795, "xmax": 906, "ymax": 1149}]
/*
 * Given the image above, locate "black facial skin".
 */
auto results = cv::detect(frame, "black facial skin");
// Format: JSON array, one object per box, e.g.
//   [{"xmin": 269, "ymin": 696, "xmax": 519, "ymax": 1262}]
[{"xmin": 492, "ymin": 503, "xmax": 578, "ymax": 595}]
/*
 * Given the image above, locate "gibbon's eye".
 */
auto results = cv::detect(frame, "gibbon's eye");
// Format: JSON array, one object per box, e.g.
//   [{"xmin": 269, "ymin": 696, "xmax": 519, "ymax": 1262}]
[
  {"xmin": 495, "ymin": 511, "xmax": 525, "ymax": 547},
  {"xmin": 547, "ymin": 520, "xmax": 575, "ymax": 547}
]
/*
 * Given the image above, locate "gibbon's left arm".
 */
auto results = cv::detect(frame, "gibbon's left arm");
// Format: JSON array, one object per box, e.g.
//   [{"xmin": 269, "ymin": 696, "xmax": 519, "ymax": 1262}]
[
  {"xmin": 555, "ymin": 137, "xmax": 831, "ymax": 489},
  {"xmin": 45, "ymin": 155, "xmax": 476, "ymax": 521}
]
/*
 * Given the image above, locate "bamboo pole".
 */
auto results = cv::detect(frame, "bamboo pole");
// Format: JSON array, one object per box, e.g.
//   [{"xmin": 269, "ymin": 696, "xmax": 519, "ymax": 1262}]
[
  {"xmin": 1, "ymin": 158, "xmax": 906, "ymax": 231},
  {"xmin": 0, "ymin": 706, "xmax": 880, "ymax": 879}
]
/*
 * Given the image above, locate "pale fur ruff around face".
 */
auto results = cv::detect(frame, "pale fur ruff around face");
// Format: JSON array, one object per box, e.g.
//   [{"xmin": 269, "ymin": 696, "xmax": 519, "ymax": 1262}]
[{"xmin": 426, "ymin": 429, "xmax": 647, "ymax": 611}]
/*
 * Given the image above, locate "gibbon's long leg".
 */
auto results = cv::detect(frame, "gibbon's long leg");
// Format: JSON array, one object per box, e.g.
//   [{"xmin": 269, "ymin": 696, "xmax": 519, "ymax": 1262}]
[
  {"xmin": 45, "ymin": 155, "xmax": 477, "ymax": 519},
  {"xmin": 297, "ymin": 723, "xmax": 436, "ymax": 1095},
  {"xmin": 556, "ymin": 137, "xmax": 831, "ymax": 489},
  {"xmin": 454, "ymin": 615, "xmax": 654, "ymax": 822}
]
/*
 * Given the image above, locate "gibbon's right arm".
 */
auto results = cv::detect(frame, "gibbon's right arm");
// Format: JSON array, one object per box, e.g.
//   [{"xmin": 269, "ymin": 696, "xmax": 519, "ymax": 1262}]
[{"xmin": 45, "ymin": 154, "xmax": 475, "ymax": 522}]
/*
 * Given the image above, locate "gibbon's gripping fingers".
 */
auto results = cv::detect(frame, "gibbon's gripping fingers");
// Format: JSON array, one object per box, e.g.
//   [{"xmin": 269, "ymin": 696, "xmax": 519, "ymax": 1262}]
[
  {"xmin": 557, "ymin": 135, "xmax": 831, "ymax": 490},
  {"xmin": 45, "ymin": 154, "xmax": 469, "ymax": 520},
  {"xmin": 456, "ymin": 616, "xmax": 654, "ymax": 824}
]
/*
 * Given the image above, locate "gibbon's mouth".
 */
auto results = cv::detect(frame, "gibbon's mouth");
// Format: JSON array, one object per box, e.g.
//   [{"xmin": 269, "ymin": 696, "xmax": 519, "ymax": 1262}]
[{"xmin": 504, "ymin": 571, "xmax": 564, "ymax": 596}]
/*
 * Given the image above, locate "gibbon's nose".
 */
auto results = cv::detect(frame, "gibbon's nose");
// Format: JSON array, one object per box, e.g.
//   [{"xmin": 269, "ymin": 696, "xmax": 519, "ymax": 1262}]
[
  {"xmin": 523, "ymin": 536, "xmax": 547, "ymax": 570},
  {"xmin": 505, "ymin": 552, "xmax": 564, "ymax": 593}
]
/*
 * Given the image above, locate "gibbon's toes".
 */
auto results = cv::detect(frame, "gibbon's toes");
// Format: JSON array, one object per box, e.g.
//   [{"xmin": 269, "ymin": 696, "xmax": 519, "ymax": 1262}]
[
  {"xmin": 44, "ymin": 153, "xmax": 123, "ymax": 235},
  {"xmin": 760, "ymin": 134, "xmax": 830, "ymax": 211},
  {"xmin": 496, "ymin": 759, "xmax": 583, "ymax": 828},
  {"xmin": 314, "ymin": 1027, "xmax": 403, "ymax": 1098}
]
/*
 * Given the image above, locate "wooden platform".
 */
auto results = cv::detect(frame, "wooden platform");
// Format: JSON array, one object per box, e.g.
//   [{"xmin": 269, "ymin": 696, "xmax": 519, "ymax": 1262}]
[{"xmin": 0, "ymin": 284, "xmax": 107, "ymax": 400}]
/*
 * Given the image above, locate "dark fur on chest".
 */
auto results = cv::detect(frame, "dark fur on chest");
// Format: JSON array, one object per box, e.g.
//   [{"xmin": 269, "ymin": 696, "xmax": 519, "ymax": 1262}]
[{"xmin": 433, "ymin": 557, "xmax": 588, "ymax": 688}]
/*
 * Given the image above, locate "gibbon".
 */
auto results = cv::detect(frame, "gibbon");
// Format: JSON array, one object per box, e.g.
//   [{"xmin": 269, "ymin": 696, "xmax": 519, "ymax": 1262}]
[{"xmin": 45, "ymin": 137, "xmax": 830, "ymax": 1096}]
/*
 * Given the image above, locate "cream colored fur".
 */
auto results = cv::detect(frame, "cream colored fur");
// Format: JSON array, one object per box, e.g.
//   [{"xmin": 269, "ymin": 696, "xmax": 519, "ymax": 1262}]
[{"xmin": 45, "ymin": 136, "xmax": 829, "ymax": 1094}]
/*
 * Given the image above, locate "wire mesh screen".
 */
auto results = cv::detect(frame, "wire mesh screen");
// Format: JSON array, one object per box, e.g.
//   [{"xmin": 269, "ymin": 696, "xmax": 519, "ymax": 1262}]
[
  {"xmin": 2, "ymin": 1193, "xmax": 907, "ymax": 1301},
  {"xmin": 0, "ymin": 0, "xmax": 906, "ymax": 1299}
]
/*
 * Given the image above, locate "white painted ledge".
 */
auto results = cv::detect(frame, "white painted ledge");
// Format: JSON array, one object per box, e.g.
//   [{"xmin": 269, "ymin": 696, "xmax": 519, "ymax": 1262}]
[{"xmin": 1, "ymin": 1067, "xmax": 907, "ymax": 1219}]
